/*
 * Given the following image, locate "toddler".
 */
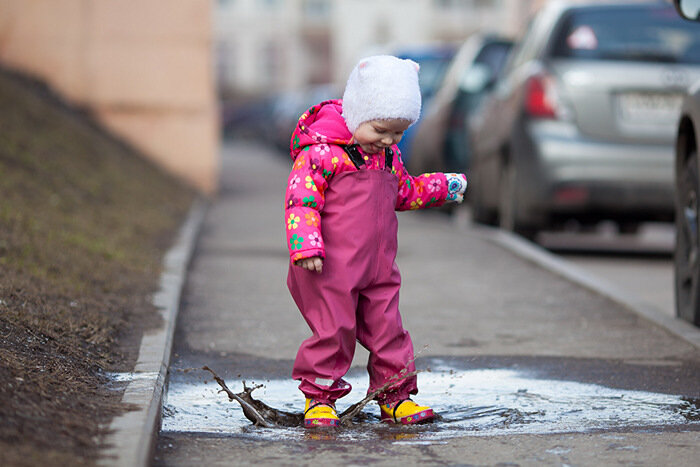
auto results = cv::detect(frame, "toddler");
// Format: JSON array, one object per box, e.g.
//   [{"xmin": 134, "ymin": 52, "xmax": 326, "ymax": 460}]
[{"xmin": 284, "ymin": 55, "xmax": 467, "ymax": 428}]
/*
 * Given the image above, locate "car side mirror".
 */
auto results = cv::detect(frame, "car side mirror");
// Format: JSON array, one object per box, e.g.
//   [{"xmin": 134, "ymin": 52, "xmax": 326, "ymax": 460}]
[{"xmin": 674, "ymin": 0, "xmax": 700, "ymax": 21}]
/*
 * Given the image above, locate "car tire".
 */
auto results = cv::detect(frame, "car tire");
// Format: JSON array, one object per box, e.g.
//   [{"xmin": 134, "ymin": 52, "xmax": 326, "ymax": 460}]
[
  {"xmin": 470, "ymin": 183, "xmax": 497, "ymax": 226},
  {"xmin": 674, "ymin": 147, "xmax": 700, "ymax": 326},
  {"xmin": 498, "ymin": 161, "xmax": 537, "ymax": 240}
]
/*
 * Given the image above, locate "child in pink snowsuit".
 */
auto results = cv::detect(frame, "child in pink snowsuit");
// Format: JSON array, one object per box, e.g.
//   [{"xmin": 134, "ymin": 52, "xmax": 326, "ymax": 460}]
[{"xmin": 284, "ymin": 55, "xmax": 467, "ymax": 428}]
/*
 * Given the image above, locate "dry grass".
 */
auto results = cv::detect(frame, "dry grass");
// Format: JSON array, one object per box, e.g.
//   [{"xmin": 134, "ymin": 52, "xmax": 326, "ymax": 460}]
[{"xmin": 0, "ymin": 68, "xmax": 196, "ymax": 465}]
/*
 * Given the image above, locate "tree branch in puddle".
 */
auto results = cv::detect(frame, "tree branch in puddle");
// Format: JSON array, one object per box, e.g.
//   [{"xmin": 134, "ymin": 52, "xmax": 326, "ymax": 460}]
[
  {"xmin": 202, "ymin": 366, "xmax": 275, "ymax": 427},
  {"xmin": 202, "ymin": 366, "xmax": 303, "ymax": 427}
]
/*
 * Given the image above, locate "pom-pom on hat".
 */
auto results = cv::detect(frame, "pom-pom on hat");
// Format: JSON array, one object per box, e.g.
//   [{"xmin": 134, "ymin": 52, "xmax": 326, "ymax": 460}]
[{"xmin": 342, "ymin": 55, "xmax": 421, "ymax": 134}]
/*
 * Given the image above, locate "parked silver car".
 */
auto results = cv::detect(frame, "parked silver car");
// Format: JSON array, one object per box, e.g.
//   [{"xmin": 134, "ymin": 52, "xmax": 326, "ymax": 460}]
[
  {"xmin": 470, "ymin": 0, "xmax": 700, "ymax": 239},
  {"xmin": 407, "ymin": 33, "xmax": 513, "ymax": 175},
  {"xmin": 673, "ymin": 0, "xmax": 700, "ymax": 326}
]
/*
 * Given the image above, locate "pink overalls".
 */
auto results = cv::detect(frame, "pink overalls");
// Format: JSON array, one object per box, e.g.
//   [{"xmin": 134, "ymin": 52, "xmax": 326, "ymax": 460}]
[{"xmin": 288, "ymin": 148, "xmax": 416, "ymax": 404}]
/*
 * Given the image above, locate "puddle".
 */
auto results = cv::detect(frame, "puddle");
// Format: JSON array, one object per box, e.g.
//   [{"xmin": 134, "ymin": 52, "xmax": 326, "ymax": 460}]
[
  {"xmin": 104, "ymin": 371, "xmax": 160, "ymax": 391},
  {"xmin": 108, "ymin": 371, "xmax": 160, "ymax": 383},
  {"xmin": 161, "ymin": 365, "xmax": 699, "ymax": 441}
]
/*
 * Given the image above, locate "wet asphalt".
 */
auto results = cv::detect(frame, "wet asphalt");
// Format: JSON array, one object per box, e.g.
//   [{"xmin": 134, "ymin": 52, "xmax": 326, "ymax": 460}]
[{"xmin": 153, "ymin": 141, "xmax": 699, "ymax": 466}]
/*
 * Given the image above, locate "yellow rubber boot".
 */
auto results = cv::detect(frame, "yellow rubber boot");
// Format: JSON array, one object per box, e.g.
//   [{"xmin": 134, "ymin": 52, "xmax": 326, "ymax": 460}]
[
  {"xmin": 304, "ymin": 398, "xmax": 340, "ymax": 428},
  {"xmin": 379, "ymin": 399, "xmax": 434, "ymax": 425}
]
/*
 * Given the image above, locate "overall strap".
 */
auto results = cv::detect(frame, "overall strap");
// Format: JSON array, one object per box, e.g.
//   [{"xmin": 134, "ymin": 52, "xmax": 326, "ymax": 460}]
[
  {"xmin": 385, "ymin": 147, "xmax": 393, "ymax": 172},
  {"xmin": 342, "ymin": 144, "xmax": 394, "ymax": 172},
  {"xmin": 343, "ymin": 144, "xmax": 365, "ymax": 169}
]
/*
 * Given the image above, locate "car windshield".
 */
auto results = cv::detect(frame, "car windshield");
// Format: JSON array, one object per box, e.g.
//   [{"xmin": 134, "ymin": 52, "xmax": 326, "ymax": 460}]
[
  {"xmin": 551, "ymin": 4, "xmax": 700, "ymax": 64},
  {"xmin": 415, "ymin": 55, "xmax": 454, "ymax": 99}
]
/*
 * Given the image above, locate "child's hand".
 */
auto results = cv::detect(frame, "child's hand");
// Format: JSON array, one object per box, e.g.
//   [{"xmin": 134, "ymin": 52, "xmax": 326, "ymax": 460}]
[
  {"xmin": 445, "ymin": 173, "xmax": 467, "ymax": 203},
  {"xmin": 295, "ymin": 256, "xmax": 323, "ymax": 274}
]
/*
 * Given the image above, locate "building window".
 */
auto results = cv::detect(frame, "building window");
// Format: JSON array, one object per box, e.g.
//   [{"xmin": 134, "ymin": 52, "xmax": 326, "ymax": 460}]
[
  {"xmin": 260, "ymin": 41, "xmax": 282, "ymax": 90},
  {"xmin": 216, "ymin": 40, "xmax": 234, "ymax": 95},
  {"xmin": 258, "ymin": 0, "xmax": 280, "ymax": 10},
  {"xmin": 433, "ymin": 0, "xmax": 498, "ymax": 10},
  {"xmin": 302, "ymin": 0, "xmax": 331, "ymax": 19},
  {"xmin": 435, "ymin": 0, "xmax": 470, "ymax": 9}
]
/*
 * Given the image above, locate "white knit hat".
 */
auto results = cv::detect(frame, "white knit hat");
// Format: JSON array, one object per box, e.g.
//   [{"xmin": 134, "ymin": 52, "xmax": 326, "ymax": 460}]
[{"xmin": 342, "ymin": 55, "xmax": 421, "ymax": 134}]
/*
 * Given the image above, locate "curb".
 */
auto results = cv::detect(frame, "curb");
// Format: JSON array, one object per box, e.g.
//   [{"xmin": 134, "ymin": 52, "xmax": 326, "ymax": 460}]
[
  {"xmin": 479, "ymin": 226, "xmax": 700, "ymax": 350},
  {"xmin": 100, "ymin": 197, "xmax": 208, "ymax": 467}
]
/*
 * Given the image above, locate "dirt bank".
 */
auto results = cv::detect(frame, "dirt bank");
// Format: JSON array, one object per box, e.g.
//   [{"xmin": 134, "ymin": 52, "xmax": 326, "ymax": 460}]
[{"xmin": 0, "ymin": 68, "xmax": 196, "ymax": 466}]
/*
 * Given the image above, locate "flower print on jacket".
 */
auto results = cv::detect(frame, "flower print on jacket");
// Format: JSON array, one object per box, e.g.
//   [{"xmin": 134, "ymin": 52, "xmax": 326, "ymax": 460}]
[
  {"xmin": 315, "ymin": 144, "xmax": 330, "ymax": 156},
  {"xmin": 293, "ymin": 154, "xmax": 306, "ymax": 171},
  {"xmin": 305, "ymin": 212, "xmax": 319, "ymax": 227},
  {"xmin": 304, "ymin": 175, "xmax": 318, "ymax": 192},
  {"xmin": 309, "ymin": 157, "xmax": 322, "ymax": 175},
  {"xmin": 290, "ymin": 233, "xmax": 304, "ymax": 250},
  {"xmin": 286, "ymin": 194, "xmax": 300, "ymax": 210},
  {"xmin": 303, "ymin": 195, "xmax": 318, "ymax": 208},
  {"xmin": 287, "ymin": 213, "xmax": 300, "ymax": 230},
  {"xmin": 308, "ymin": 231, "xmax": 322, "ymax": 248},
  {"xmin": 284, "ymin": 99, "xmax": 467, "ymax": 262}
]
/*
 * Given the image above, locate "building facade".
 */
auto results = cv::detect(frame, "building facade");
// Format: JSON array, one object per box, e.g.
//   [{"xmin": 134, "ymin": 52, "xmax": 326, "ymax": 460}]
[
  {"xmin": 0, "ymin": 0, "xmax": 219, "ymax": 193},
  {"xmin": 215, "ymin": 0, "xmax": 540, "ymax": 97}
]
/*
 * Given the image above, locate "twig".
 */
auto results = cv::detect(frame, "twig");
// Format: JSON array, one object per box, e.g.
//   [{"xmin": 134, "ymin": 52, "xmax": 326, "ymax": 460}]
[{"xmin": 201, "ymin": 366, "xmax": 275, "ymax": 428}]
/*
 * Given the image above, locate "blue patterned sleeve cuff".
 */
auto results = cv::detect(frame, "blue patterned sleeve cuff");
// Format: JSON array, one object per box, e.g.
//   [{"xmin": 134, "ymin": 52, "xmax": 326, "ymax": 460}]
[{"xmin": 445, "ymin": 173, "xmax": 467, "ymax": 203}]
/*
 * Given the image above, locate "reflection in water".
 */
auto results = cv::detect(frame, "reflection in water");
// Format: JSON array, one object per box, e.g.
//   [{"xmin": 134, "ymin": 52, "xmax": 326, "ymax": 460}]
[{"xmin": 160, "ymin": 366, "xmax": 699, "ymax": 442}]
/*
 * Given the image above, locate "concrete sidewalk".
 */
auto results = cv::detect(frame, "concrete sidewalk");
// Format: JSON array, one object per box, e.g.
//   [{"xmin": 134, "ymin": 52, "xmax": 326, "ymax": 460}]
[
  {"xmin": 176, "ymin": 140, "xmax": 698, "ymax": 363},
  {"xmin": 154, "ymin": 140, "xmax": 700, "ymax": 466}
]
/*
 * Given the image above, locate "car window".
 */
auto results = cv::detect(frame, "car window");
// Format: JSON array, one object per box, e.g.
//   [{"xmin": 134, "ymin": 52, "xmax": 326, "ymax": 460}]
[
  {"xmin": 551, "ymin": 4, "xmax": 700, "ymax": 64},
  {"xmin": 474, "ymin": 41, "xmax": 513, "ymax": 77},
  {"xmin": 417, "ymin": 56, "xmax": 454, "ymax": 99},
  {"xmin": 502, "ymin": 6, "xmax": 560, "ymax": 77}
]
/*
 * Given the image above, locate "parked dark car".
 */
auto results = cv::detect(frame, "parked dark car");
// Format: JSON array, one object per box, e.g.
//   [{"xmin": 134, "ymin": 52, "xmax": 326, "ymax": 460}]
[
  {"xmin": 469, "ymin": 0, "xmax": 700, "ymax": 239},
  {"xmin": 673, "ymin": 0, "xmax": 700, "ymax": 326},
  {"xmin": 407, "ymin": 33, "xmax": 513, "ymax": 176},
  {"xmin": 392, "ymin": 44, "xmax": 457, "ymax": 162}
]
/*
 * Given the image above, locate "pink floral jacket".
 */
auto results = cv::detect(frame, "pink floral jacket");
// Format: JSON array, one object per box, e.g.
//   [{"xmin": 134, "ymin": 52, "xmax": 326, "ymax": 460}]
[{"xmin": 285, "ymin": 99, "xmax": 466, "ymax": 263}]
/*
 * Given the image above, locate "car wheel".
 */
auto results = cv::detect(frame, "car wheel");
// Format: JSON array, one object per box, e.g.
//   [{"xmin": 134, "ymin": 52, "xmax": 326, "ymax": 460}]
[
  {"xmin": 674, "ymin": 148, "xmax": 700, "ymax": 326},
  {"xmin": 498, "ymin": 161, "xmax": 537, "ymax": 240},
  {"xmin": 470, "ymin": 182, "xmax": 497, "ymax": 226}
]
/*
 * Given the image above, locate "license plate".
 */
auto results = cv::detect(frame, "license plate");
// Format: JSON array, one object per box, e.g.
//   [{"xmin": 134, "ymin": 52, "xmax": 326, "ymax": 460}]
[{"xmin": 616, "ymin": 92, "xmax": 683, "ymax": 124}]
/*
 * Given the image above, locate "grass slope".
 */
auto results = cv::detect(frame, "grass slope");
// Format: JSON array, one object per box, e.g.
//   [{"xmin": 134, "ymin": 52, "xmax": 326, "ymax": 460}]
[{"xmin": 0, "ymin": 68, "xmax": 196, "ymax": 465}]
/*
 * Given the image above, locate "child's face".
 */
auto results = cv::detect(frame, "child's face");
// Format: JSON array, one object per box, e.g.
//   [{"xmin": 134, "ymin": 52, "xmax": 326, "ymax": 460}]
[{"xmin": 353, "ymin": 119, "xmax": 411, "ymax": 154}]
